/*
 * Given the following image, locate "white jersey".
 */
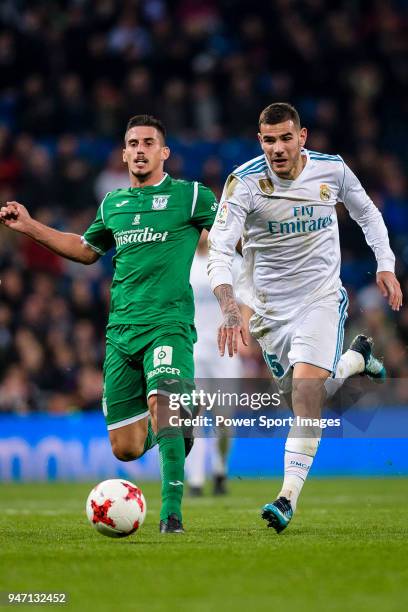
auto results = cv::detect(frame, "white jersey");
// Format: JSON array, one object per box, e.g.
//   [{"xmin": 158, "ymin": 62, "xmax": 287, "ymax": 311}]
[
  {"xmin": 208, "ymin": 149, "xmax": 395, "ymax": 320},
  {"xmin": 191, "ymin": 251, "xmax": 243, "ymax": 377},
  {"xmin": 191, "ymin": 252, "xmax": 223, "ymax": 348}
]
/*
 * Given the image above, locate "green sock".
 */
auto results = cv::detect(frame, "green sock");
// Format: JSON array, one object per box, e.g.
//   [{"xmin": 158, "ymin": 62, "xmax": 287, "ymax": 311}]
[
  {"xmin": 157, "ymin": 426, "xmax": 185, "ymax": 521},
  {"xmin": 141, "ymin": 420, "xmax": 157, "ymax": 456}
]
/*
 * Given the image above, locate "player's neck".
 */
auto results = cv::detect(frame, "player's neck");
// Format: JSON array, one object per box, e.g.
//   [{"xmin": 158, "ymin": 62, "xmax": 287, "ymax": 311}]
[
  {"xmin": 130, "ymin": 170, "xmax": 166, "ymax": 188},
  {"xmin": 292, "ymin": 154, "xmax": 307, "ymax": 180}
]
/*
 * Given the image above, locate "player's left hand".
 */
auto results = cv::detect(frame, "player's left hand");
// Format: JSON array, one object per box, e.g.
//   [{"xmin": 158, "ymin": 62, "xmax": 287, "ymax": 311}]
[{"xmin": 376, "ymin": 271, "xmax": 403, "ymax": 311}]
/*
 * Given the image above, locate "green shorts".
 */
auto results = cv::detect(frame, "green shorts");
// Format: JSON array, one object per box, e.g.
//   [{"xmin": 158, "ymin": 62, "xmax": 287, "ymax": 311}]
[{"xmin": 103, "ymin": 323, "xmax": 196, "ymax": 430}]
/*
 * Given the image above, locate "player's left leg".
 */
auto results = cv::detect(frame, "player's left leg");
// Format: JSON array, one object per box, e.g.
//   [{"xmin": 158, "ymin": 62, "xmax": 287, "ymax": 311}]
[
  {"xmin": 321, "ymin": 288, "xmax": 386, "ymax": 399},
  {"xmin": 103, "ymin": 331, "xmax": 156, "ymax": 459},
  {"xmin": 148, "ymin": 393, "xmax": 186, "ymax": 533},
  {"xmin": 324, "ymin": 334, "xmax": 386, "ymax": 398},
  {"xmin": 144, "ymin": 324, "xmax": 196, "ymax": 533}
]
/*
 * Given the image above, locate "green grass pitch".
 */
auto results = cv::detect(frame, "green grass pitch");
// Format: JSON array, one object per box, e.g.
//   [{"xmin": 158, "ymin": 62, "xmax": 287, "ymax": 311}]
[{"xmin": 0, "ymin": 478, "xmax": 407, "ymax": 611}]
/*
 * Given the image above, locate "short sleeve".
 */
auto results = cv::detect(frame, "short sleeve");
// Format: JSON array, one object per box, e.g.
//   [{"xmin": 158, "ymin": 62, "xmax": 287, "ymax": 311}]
[
  {"xmin": 82, "ymin": 195, "xmax": 115, "ymax": 255},
  {"xmin": 190, "ymin": 182, "xmax": 219, "ymax": 231}
]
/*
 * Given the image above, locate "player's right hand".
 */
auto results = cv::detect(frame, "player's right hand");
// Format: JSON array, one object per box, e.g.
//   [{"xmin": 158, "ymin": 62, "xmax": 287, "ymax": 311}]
[
  {"xmin": 0, "ymin": 201, "xmax": 31, "ymax": 232},
  {"xmin": 218, "ymin": 306, "xmax": 249, "ymax": 357}
]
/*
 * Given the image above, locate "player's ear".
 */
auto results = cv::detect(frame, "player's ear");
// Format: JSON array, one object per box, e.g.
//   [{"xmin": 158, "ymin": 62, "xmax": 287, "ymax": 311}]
[
  {"xmin": 122, "ymin": 149, "xmax": 127, "ymax": 163},
  {"xmin": 161, "ymin": 146, "xmax": 170, "ymax": 161},
  {"xmin": 257, "ymin": 132, "xmax": 263, "ymax": 147},
  {"xmin": 299, "ymin": 127, "xmax": 307, "ymax": 147}
]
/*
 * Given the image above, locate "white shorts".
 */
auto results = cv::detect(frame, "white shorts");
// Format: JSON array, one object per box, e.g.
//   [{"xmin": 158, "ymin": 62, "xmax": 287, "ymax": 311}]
[
  {"xmin": 249, "ymin": 288, "xmax": 349, "ymax": 393},
  {"xmin": 194, "ymin": 344, "xmax": 243, "ymax": 379}
]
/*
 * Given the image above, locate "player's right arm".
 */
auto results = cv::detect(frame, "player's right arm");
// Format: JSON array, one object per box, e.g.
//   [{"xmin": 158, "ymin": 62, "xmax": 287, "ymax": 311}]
[
  {"xmin": 207, "ymin": 176, "xmax": 250, "ymax": 357},
  {"xmin": 0, "ymin": 201, "xmax": 99, "ymax": 264}
]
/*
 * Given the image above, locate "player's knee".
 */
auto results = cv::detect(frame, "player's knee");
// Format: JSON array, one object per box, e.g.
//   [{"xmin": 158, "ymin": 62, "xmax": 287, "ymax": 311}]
[
  {"xmin": 147, "ymin": 395, "xmax": 157, "ymax": 417},
  {"xmin": 292, "ymin": 378, "xmax": 326, "ymax": 416},
  {"xmin": 111, "ymin": 441, "xmax": 144, "ymax": 462}
]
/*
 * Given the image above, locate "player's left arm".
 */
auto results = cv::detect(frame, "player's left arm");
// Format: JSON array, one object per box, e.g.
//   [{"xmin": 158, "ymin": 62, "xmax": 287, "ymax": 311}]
[{"xmin": 339, "ymin": 162, "xmax": 402, "ymax": 311}]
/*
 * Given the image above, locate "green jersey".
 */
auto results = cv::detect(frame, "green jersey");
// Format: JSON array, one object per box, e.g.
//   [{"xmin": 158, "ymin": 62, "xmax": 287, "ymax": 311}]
[{"xmin": 82, "ymin": 174, "xmax": 218, "ymax": 326}]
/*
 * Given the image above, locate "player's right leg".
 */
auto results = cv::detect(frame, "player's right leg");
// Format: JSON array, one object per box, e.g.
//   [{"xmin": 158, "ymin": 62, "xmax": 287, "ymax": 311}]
[
  {"xmin": 255, "ymin": 292, "xmax": 346, "ymax": 532},
  {"xmin": 185, "ymin": 357, "xmax": 210, "ymax": 496},
  {"xmin": 103, "ymin": 336, "xmax": 157, "ymax": 460},
  {"xmin": 109, "ymin": 418, "xmax": 149, "ymax": 461},
  {"xmin": 185, "ymin": 437, "xmax": 206, "ymax": 496},
  {"xmin": 250, "ymin": 314, "xmax": 298, "ymax": 531},
  {"xmin": 212, "ymin": 427, "xmax": 229, "ymax": 495}
]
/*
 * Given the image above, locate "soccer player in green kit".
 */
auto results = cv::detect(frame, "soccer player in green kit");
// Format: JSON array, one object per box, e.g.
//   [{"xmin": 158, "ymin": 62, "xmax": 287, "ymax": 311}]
[{"xmin": 0, "ymin": 115, "xmax": 218, "ymax": 533}]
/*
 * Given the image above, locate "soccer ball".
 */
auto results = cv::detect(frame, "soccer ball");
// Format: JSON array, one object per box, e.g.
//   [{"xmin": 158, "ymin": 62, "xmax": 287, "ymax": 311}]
[{"xmin": 86, "ymin": 479, "xmax": 146, "ymax": 538}]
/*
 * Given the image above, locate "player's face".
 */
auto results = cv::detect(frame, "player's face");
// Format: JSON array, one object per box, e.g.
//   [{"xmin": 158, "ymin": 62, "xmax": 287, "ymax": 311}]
[
  {"xmin": 123, "ymin": 126, "xmax": 170, "ymax": 181},
  {"xmin": 258, "ymin": 120, "xmax": 307, "ymax": 179}
]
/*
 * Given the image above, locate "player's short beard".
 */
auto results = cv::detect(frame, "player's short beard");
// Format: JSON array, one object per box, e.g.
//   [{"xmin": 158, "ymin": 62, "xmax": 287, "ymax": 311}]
[
  {"xmin": 272, "ymin": 160, "xmax": 292, "ymax": 179},
  {"xmin": 131, "ymin": 168, "xmax": 151, "ymax": 183}
]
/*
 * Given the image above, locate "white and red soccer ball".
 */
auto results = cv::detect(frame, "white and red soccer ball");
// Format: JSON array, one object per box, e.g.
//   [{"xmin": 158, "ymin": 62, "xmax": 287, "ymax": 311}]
[{"xmin": 86, "ymin": 479, "xmax": 146, "ymax": 538}]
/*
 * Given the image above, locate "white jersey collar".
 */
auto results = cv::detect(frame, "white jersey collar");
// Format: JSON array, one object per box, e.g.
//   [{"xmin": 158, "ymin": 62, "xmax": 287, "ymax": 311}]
[{"xmin": 153, "ymin": 173, "xmax": 168, "ymax": 187}]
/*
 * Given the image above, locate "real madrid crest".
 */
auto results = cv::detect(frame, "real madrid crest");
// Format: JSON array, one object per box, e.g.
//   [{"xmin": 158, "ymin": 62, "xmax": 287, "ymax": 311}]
[
  {"xmin": 320, "ymin": 184, "xmax": 331, "ymax": 201},
  {"xmin": 259, "ymin": 178, "xmax": 274, "ymax": 195}
]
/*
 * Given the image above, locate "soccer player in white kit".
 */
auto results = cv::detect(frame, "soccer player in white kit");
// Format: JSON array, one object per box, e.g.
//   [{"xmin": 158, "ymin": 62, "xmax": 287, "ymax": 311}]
[
  {"xmin": 208, "ymin": 103, "xmax": 402, "ymax": 533},
  {"xmin": 187, "ymin": 233, "xmax": 243, "ymax": 495}
]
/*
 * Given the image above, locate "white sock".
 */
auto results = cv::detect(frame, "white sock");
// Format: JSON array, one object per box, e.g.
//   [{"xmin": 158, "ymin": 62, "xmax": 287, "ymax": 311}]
[
  {"xmin": 185, "ymin": 436, "xmax": 207, "ymax": 488},
  {"xmin": 212, "ymin": 434, "xmax": 229, "ymax": 477},
  {"xmin": 324, "ymin": 349, "xmax": 365, "ymax": 398},
  {"xmin": 279, "ymin": 426, "xmax": 321, "ymax": 511}
]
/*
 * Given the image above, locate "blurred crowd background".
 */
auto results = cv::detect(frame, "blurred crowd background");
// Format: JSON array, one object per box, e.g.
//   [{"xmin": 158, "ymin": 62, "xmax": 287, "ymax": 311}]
[{"xmin": 0, "ymin": 0, "xmax": 407, "ymax": 413}]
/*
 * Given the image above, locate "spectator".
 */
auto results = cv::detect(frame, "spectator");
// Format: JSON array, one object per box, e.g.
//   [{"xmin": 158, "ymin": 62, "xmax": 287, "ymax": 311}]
[
  {"xmin": 0, "ymin": 0, "xmax": 407, "ymax": 412},
  {"xmin": 94, "ymin": 147, "xmax": 129, "ymax": 202}
]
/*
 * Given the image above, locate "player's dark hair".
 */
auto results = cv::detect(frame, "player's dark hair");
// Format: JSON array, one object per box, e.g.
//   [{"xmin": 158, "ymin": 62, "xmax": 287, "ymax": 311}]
[
  {"xmin": 259, "ymin": 103, "xmax": 301, "ymax": 129},
  {"xmin": 125, "ymin": 115, "xmax": 166, "ymax": 144}
]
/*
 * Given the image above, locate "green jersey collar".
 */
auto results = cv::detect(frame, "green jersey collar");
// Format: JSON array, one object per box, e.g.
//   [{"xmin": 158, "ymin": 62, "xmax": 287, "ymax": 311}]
[{"xmin": 129, "ymin": 173, "xmax": 170, "ymax": 192}]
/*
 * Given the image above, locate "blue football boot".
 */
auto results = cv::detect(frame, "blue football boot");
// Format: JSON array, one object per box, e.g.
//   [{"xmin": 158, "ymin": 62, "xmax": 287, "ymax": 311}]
[
  {"xmin": 261, "ymin": 497, "xmax": 293, "ymax": 533},
  {"xmin": 350, "ymin": 335, "xmax": 386, "ymax": 383}
]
